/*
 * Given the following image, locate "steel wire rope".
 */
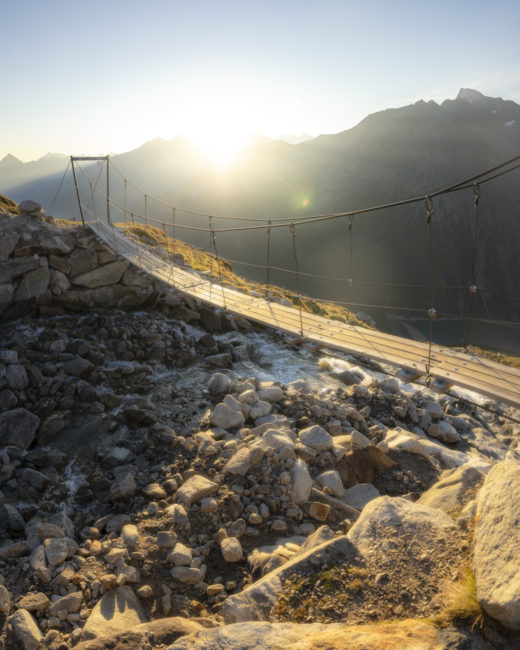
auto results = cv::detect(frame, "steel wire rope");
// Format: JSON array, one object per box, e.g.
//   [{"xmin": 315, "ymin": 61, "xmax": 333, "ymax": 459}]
[
  {"xmin": 266, "ymin": 220, "xmax": 272, "ymax": 300},
  {"xmin": 49, "ymin": 159, "xmax": 71, "ymax": 215},
  {"xmin": 82, "ymin": 156, "xmax": 520, "ymax": 234},
  {"xmin": 346, "ymin": 215, "xmax": 354, "ymax": 322},
  {"xmin": 463, "ymin": 184, "xmax": 481, "ymax": 348},
  {"xmin": 424, "ymin": 196, "xmax": 436, "ymax": 386},
  {"xmin": 290, "ymin": 223, "xmax": 304, "ymax": 335}
]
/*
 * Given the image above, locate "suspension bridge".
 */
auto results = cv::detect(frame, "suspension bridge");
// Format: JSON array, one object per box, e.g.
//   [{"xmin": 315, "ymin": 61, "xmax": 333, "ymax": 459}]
[{"xmin": 57, "ymin": 154, "xmax": 520, "ymax": 409}]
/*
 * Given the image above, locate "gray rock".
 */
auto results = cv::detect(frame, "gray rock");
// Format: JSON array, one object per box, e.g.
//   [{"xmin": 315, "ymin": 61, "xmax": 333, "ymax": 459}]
[
  {"xmin": 0, "ymin": 283, "xmax": 14, "ymax": 312},
  {"xmin": 210, "ymin": 403, "xmax": 245, "ymax": 430},
  {"xmin": 17, "ymin": 592, "xmax": 50, "ymax": 613},
  {"xmin": 343, "ymin": 484, "xmax": 380, "ymax": 510},
  {"xmin": 121, "ymin": 524, "xmax": 139, "ymax": 549},
  {"xmin": 291, "ymin": 458, "xmax": 312, "ymax": 505},
  {"xmin": 224, "ymin": 447, "xmax": 253, "ymax": 476},
  {"xmin": 44, "ymin": 537, "xmax": 68, "ymax": 566},
  {"xmin": 0, "ymin": 408, "xmax": 40, "ymax": 449},
  {"xmin": 81, "ymin": 586, "xmax": 146, "ymax": 641},
  {"xmin": 63, "ymin": 356, "xmax": 94, "ymax": 378},
  {"xmin": 72, "ymin": 260, "xmax": 129, "ymax": 288},
  {"xmin": 208, "ymin": 372, "xmax": 232, "ymax": 395},
  {"xmin": 110, "ymin": 470, "xmax": 136, "ymax": 501},
  {"xmin": 0, "ymin": 256, "xmax": 39, "ymax": 283},
  {"xmin": 171, "ymin": 566, "xmax": 202, "ymax": 584},
  {"xmin": 170, "ymin": 542, "xmax": 192, "ymax": 566},
  {"xmin": 0, "ymin": 584, "xmax": 10, "ymax": 613},
  {"xmin": 176, "ymin": 474, "xmax": 218, "ymax": 506},
  {"xmin": 18, "ymin": 200, "xmax": 42, "ymax": 213},
  {"xmin": 427, "ymin": 420, "xmax": 460, "ymax": 444},
  {"xmin": 69, "ymin": 248, "xmax": 98, "ymax": 277},
  {"xmin": 13, "ymin": 267, "xmax": 49, "ymax": 301},
  {"xmin": 49, "ymin": 269, "xmax": 71, "ymax": 294},
  {"xmin": 1, "ymin": 503, "xmax": 26, "ymax": 533},
  {"xmin": 7, "ymin": 609, "xmax": 42, "ymax": 650},
  {"xmin": 418, "ymin": 465, "xmax": 484, "ymax": 515},
  {"xmin": 298, "ymin": 425, "xmax": 333, "ymax": 451},
  {"xmin": 472, "ymin": 460, "xmax": 520, "ymax": 629},
  {"xmin": 257, "ymin": 386, "xmax": 284, "ymax": 403},
  {"xmin": 0, "ymin": 233, "xmax": 19, "ymax": 261},
  {"xmin": 6, "ymin": 363, "xmax": 28, "ymax": 389},
  {"xmin": 317, "ymin": 470, "xmax": 345, "ymax": 498},
  {"xmin": 221, "ymin": 537, "xmax": 243, "ymax": 562},
  {"xmin": 49, "ymin": 591, "xmax": 83, "ymax": 616}
]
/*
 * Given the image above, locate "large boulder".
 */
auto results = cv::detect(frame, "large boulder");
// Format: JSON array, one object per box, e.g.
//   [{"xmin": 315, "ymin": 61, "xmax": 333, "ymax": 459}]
[
  {"xmin": 472, "ymin": 460, "xmax": 520, "ymax": 629},
  {"xmin": 418, "ymin": 465, "xmax": 485, "ymax": 516},
  {"xmin": 81, "ymin": 586, "xmax": 146, "ymax": 641},
  {"xmin": 71, "ymin": 260, "xmax": 129, "ymax": 288},
  {"xmin": 167, "ymin": 619, "xmax": 477, "ymax": 649},
  {"xmin": 13, "ymin": 266, "xmax": 49, "ymax": 301},
  {"xmin": 75, "ymin": 617, "xmax": 203, "ymax": 650},
  {"xmin": 7, "ymin": 609, "xmax": 42, "ymax": 650}
]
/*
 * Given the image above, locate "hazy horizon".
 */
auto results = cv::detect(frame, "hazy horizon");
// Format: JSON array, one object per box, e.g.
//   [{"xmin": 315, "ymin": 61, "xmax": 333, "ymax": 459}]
[{"xmin": 2, "ymin": 0, "xmax": 519, "ymax": 163}]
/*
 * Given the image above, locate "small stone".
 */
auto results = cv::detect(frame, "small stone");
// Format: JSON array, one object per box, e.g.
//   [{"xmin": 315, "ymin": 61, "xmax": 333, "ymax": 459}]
[
  {"xmin": 121, "ymin": 524, "xmax": 139, "ymax": 549},
  {"xmin": 170, "ymin": 566, "xmax": 202, "ymax": 584},
  {"xmin": 44, "ymin": 538, "xmax": 68, "ymax": 567},
  {"xmin": 248, "ymin": 512, "xmax": 263, "ymax": 525},
  {"xmin": 306, "ymin": 502, "xmax": 330, "ymax": 521},
  {"xmin": 17, "ymin": 592, "xmax": 50, "ymax": 613},
  {"xmin": 137, "ymin": 584, "xmax": 153, "ymax": 599},
  {"xmin": 157, "ymin": 531, "xmax": 177, "ymax": 549},
  {"xmin": 291, "ymin": 458, "xmax": 312, "ymax": 505},
  {"xmin": 176, "ymin": 474, "xmax": 218, "ymax": 506},
  {"xmin": 220, "ymin": 537, "xmax": 243, "ymax": 562},
  {"xmin": 49, "ymin": 591, "xmax": 82, "ymax": 616},
  {"xmin": 170, "ymin": 542, "xmax": 192, "ymax": 566},
  {"xmin": 6, "ymin": 364, "xmax": 29, "ymax": 390},
  {"xmin": 317, "ymin": 470, "xmax": 345, "ymax": 498},
  {"xmin": 207, "ymin": 583, "xmax": 225, "ymax": 596},
  {"xmin": 299, "ymin": 425, "xmax": 333, "ymax": 451},
  {"xmin": 200, "ymin": 497, "xmax": 218, "ymax": 513},
  {"xmin": 210, "ymin": 403, "xmax": 245, "ymax": 430}
]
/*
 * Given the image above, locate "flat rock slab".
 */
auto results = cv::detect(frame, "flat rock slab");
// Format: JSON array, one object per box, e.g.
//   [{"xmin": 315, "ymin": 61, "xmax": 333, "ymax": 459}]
[
  {"xmin": 176, "ymin": 475, "xmax": 218, "ymax": 506},
  {"xmin": 76, "ymin": 616, "xmax": 203, "ymax": 650},
  {"xmin": 81, "ymin": 586, "xmax": 146, "ymax": 641},
  {"xmin": 222, "ymin": 535, "xmax": 360, "ymax": 623},
  {"xmin": 167, "ymin": 619, "xmax": 480, "ymax": 649},
  {"xmin": 72, "ymin": 260, "xmax": 129, "ymax": 288},
  {"xmin": 472, "ymin": 460, "xmax": 520, "ymax": 629}
]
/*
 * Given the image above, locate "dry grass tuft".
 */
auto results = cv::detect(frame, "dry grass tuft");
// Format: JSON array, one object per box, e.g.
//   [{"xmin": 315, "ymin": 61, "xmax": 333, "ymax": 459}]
[{"xmin": 434, "ymin": 564, "xmax": 483, "ymax": 629}]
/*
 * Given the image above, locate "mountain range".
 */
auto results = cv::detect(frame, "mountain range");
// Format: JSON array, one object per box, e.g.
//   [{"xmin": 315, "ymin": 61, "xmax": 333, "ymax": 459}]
[{"xmin": 2, "ymin": 88, "xmax": 519, "ymax": 333}]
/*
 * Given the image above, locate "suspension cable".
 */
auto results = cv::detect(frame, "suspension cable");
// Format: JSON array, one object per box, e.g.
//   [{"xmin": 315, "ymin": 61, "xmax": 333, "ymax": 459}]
[
  {"xmin": 211, "ymin": 229, "xmax": 227, "ymax": 308},
  {"xmin": 266, "ymin": 219, "xmax": 272, "ymax": 300},
  {"xmin": 290, "ymin": 223, "xmax": 304, "ymax": 336},
  {"xmin": 425, "ymin": 196, "xmax": 436, "ymax": 386},
  {"xmin": 346, "ymin": 214, "xmax": 354, "ymax": 322},
  {"xmin": 464, "ymin": 183, "xmax": 480, "ymax": 349},
  {"xmin": 49, "ymin": 159, "xmax": 71, "ymax": 215}
]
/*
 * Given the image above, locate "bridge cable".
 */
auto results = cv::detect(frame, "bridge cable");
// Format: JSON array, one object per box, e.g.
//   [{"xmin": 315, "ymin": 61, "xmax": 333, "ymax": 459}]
[
  {"xmin": 346, "ymin": 215, "xmax": 355, "ymax": 323},
  {"xmin": 425, "ymin": 196, "xmax": 436, "ymax": 386},
  {"xmin": 266, "ymin": 220, "xmax": 272, "ymax": 301},
  {"xmin": 49, "ymin": 159, "xmax": 71, "ymax": 215},
  {"xmin": 290, "ymin": 223, "xmax": 304, "ymax": 336},
  {"xmin": 211, "ymin": 229, "xmax": 227, "ymax": 309},
  {"xmin": 463, "ymin": 183, "xmax": 480, "ymax": 349}
]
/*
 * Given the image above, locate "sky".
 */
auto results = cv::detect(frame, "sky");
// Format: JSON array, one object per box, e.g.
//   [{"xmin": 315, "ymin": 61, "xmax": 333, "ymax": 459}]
[{"xmin": 1, "ymin": 0, "xmax": 520, "ymax": 162}]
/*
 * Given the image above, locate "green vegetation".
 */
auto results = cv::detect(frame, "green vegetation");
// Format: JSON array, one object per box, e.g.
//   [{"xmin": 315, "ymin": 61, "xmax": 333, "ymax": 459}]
[{"xmin": 0, "ymin": 194, "xmax": 19, "ymax": 214}]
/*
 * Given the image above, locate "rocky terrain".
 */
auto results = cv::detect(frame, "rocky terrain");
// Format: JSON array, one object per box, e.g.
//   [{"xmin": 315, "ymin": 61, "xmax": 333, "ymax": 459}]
[{"xmin": 1, "ymin": 202, "xmax": 520, "ymax": 649}]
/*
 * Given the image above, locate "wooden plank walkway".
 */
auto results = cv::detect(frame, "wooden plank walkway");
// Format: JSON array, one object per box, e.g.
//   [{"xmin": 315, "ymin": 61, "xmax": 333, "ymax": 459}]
[{"xmin": 90, "ymin": 220, "xmax": 520, "ymax": 409}]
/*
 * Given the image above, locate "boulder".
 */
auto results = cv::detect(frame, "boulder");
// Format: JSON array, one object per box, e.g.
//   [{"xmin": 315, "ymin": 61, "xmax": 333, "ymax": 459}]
[
  {"xmin": 72, "ymin": 260, "xmax": 129, "ymax": 288},
  {"xmin": 418, "ymin": 465, "xmax": 485, "ymax": 516},
  {"xmin": 13, "ymin": 266, "xmax": 49, "ymax": 301},
  {"xmin": 18, "ymin": 200, "xmax": 42, "ymax": 213},
  {"xmin": 343, "ymin": 483, "xmax": 380, "ymax": 510},
  {"xmin": 221, "ymin": 537, "xmax": 243, "ymax": 562},
  {"xmin": 472, "ymin": 460, "xmax": 520, "ymax": 629},
  {"xmin": 427, "ymin": 420, "xmax": 460, "ymax": 444},
  {"xmin": 81, "ymin": 586, "xmax": 146, "ymax": 641},
  {"xmin": 0, "ymin": 233, "xmax": 19, "ymax": 261},
  {"xmin": 74, "ymin": 616, "xmax": 203, "ymax": 650},
  {"xmin": 0, "ymin": 408, "xmax": 40, "ymax": 449},
  {"xmin": 7, "ymin": 609, "xmax": 42, "ymax": 650},
  {"xmin": 6, "ymin": 363, "xmax": 29, "ymax": 389},
  {"xmin": 167, "ymin": 619, "xmax": 475, "ymax": 650}
]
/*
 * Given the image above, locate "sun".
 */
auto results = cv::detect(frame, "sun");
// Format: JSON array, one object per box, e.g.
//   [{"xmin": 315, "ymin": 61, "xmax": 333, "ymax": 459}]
[{"xmin": 192, "ymin": 130, "xmax": 246, "ymax": 169}]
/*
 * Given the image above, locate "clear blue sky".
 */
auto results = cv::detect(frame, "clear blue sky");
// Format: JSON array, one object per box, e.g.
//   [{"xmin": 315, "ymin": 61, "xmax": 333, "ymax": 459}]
[{"xmin": 2, "ymin": 0, "xmax": 519, "ymax": 161}]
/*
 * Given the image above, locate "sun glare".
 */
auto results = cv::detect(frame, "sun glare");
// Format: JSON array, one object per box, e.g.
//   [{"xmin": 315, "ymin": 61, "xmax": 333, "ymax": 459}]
[{"xmin": 192, "ymin": 130, "xmax": 246, "ymax": 169}]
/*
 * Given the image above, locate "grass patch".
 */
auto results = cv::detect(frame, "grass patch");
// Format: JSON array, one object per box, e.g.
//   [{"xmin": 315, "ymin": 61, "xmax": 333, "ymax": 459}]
[
  {"xmin": 433, "ymin": 564, "xmax": 483, "ymax": 628},
  {"xmin": 117, "ymin": 223, "xmax": 369, "ymax": 328},
  {"xmin": 465, "ymin": 345, "xmax": 520, "ymax": 371},
  {"xmin": 0, "ymin": 194, "xmax": 19, "ymax": 214}
]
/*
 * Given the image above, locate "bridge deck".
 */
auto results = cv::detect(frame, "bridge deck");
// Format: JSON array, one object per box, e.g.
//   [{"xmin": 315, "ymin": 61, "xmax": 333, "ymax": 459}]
[{"xmin": 90, "ymin": 221, "xmax": 520, "ymax": 409}]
